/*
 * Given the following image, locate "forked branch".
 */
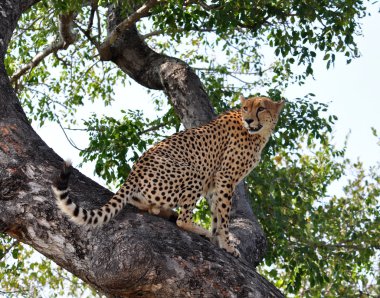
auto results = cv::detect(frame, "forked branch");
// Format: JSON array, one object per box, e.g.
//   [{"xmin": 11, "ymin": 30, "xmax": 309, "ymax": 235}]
[
  {"xmin": 10, "ymin": 12, "xmax": 78, "ymax": 85},
  {"xmin": 98, "ymin": 0, "xmax": 161, "ymax": 60}
]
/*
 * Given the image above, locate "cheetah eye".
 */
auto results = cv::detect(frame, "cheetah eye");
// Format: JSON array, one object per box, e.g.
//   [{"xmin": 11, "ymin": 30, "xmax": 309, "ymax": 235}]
[
  {"xmin": 258, "ymin": 107, "xmax": 265, "ymax": 112},
  {"xmin": 243, "ymin": 106, "xmax": 248, "ymax": 112}
]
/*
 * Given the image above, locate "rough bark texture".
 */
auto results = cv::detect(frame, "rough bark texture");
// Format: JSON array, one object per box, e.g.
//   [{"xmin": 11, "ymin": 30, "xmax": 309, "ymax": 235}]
[{"xmin": 0, "ymin": 1, "xmax": 283, "ymax": 297}]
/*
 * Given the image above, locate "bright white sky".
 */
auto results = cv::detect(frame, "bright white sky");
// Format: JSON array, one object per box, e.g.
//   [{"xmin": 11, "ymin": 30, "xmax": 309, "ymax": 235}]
[{"xmin": 34, "ymin": 6, "xmax": 380, "ymax": 192}]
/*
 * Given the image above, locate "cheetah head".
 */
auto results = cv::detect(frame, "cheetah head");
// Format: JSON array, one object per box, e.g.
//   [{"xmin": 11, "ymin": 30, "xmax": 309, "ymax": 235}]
[{"xmin": 240, "ymin": 96, "xmax": 285, "ymax": 135}]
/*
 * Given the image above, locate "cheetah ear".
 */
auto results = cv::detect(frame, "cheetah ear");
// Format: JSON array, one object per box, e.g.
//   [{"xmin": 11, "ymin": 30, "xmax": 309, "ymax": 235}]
[
  {"xmin": 275, "ymin": 99, "xmax": 285, "ymax": 113},
  {"xmin": 239, "ymin": 95, "xmax": 246, "ymax": 104}
]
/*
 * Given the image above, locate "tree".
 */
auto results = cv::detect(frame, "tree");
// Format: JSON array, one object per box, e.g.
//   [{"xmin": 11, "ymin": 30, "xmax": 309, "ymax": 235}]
[{"xmin": 0, "ymin": 0, "xmax": 378, "ymax": 297}]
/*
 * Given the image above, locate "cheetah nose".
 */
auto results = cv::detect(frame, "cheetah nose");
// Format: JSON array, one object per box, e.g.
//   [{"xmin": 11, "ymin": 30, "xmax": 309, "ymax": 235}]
[{"xmin": 245, "ymin": 119, "xmax": 253, "ymax": 125}]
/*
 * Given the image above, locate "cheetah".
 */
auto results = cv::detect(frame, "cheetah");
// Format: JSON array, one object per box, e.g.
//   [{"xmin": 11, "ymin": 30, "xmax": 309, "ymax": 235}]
[{"xmin": 52, "ymin": 96, "xmax": 285, "ymax": 257}]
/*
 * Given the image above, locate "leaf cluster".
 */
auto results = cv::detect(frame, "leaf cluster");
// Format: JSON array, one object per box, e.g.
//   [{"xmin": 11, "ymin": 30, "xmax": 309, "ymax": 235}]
[
  {"xmin": 0, "ymin": 234, "xmax": 94, "ymax": 297},
  {"xmin": 249, "ymin": 131, "xmax": 379, "ymax": 296},
  {"xmin": 80, "ymin": 108, "xmax": 180, "ymax": 186}
]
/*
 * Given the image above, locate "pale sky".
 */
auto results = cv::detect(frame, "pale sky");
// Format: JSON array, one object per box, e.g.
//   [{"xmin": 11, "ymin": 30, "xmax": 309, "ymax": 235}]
[
  {"xmin": 34, "ymin": 6, "xmax": 380, "ymax": 192},
  {"xmin": 285, "ymin": 5, "xmax": 380, "ymax": 168}
]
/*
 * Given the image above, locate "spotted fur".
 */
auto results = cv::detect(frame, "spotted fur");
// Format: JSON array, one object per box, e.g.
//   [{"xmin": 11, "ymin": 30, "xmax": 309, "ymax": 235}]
[{"xmin": 52, "ymin": 96, "xmax": 284, "ymax": 257}]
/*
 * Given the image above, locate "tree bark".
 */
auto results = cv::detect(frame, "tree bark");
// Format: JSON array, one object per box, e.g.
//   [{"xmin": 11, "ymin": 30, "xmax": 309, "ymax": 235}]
[{"xmin": 0, "ymin": 1, "xmax": 282, "ymax": 297}]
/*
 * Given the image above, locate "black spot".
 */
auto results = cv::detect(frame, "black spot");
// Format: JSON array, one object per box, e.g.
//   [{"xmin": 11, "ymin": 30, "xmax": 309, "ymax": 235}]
[
  {"xmin": 73, "ymin": 206, "xmax": 80, "ymax": 217},
  {"xmin": 112, "ymin": 202, "xmax": 117, "ymax": 207},
  {"xmin": 66, "ymin": 198, "xmax": 72, "ymax": 205},
  {"xmin": 60, "ymin": 191, "xmax": 69, "ymax": 200},
  {"xmin": 106, "ymin": 208, "xmax": 111, "ymax": 213},
  {"xmin": 94, "ymin": 218, "xmax": 98, "ymax": 224},
  {"xmin": 104, "ymin": 215, "xmax": 108, "ymax": 222}
]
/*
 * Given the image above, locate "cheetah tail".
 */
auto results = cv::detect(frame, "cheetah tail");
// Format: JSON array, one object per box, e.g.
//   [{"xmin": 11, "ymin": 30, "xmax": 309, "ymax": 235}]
[
  {"xmin": 51, "ymin": 160, "xmax": 89, "ymax": 225},
  {"xmin": 52, "ymin": 160, "xmax": 126, "ymax": 226}
]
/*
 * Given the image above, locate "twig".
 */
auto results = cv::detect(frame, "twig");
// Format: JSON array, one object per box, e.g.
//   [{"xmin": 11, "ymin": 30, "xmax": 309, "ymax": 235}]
[
  {"xmin": 53, "ymin": 52, "xmax": 68, "ymax": 67},
  {"xmin": 138, "ymin": 123, "xmax": 167, "ymax": 135},
  {"xmin": 25, "ymin": 86, "xmax": 70, "ymax": 110},
  {"xmin": 74, "ymin": 21, "xmax": 100, "ymax": 50},
  {"xmin": 142, "ymin": 27, "xmax": 215, "ymax": 39},
  {"xmin": 0, "ymin": 240, "xmax": 18, "ymax": 261},
  {"xmin": 142, "ymin": 29, "xmax": 164, "ymax": 39},
  {"xmin": 11, "ymin": 39, "xmax": 64, "ymax": 84},
  {"xmin": 229, "ymin": 73, "xmax": 256, "ymax": 84},
  {"xmin": 56, "ymin": 118, "xmax": 84, "ymax": 151},
  {"xmin": 14, "ymin": 13, "xmax": 47, "ymax": 39},
  {"xmin": 62, "ymin": 127, "xmax": 88, "ymax": 131}
]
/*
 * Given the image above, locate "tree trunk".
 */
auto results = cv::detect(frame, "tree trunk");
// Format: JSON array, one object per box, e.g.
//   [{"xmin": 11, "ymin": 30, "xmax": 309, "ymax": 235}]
[{"xmin": 0, "ymin": 1, "xmax": 282, "ymax": 297}]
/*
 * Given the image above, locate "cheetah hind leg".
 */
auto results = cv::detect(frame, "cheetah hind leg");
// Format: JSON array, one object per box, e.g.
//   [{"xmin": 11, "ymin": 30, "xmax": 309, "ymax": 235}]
[
  {"xmin": 176, "ymin": 219, "xmax": 212, "ymax": 239},
  {"xmin": 148, "ymin": 204, "xmax": 209, "ymax": 236},
  {"xmin": 131, "ymin": 199, "xmax": 178, "ymax": 223},
  {"xmin": 148, "ymin": 206, "xmax": 178, "ymax": 223},
  {"xmin": 176, "ymin": 203, "xmax": 211, "ymax": 239}
]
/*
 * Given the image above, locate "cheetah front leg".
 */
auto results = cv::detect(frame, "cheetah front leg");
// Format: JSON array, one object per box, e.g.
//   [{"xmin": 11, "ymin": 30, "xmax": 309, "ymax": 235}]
[{"xmin": 211, "ymin": 176, "xmax": 240, "ymax": 258}]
